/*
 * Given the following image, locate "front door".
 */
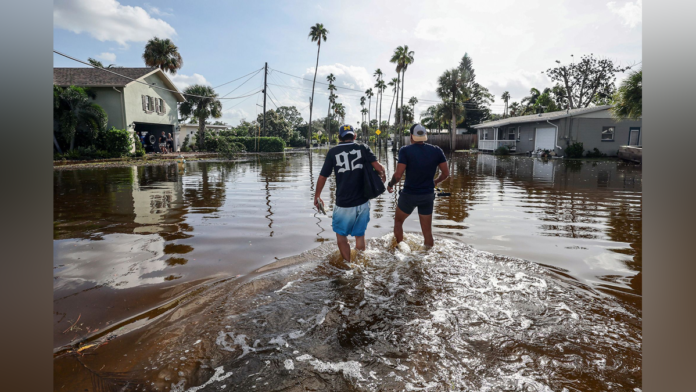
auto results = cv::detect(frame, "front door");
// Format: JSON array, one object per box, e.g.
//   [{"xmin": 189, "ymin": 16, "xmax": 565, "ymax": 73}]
[{"xmin": 628, "ymin": 127, "xmax": 641, "ymax": 146}]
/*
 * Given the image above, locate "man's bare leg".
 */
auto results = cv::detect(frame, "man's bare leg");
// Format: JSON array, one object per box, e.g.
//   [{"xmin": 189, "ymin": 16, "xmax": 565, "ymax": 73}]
[
  {"xmin": 336, "ymin": 234, "xmax": 351, "ymax": 261},
  {"xmin": 418, "ymin": 213, "xmax": 434, "ymax": 248},
  {"xmin": 355, "ymin": 236, "xmax": 366, "ymax": 251},
  {"xmin": 393, "ymin": 206, "xmax": 409, "ymax": 244}
]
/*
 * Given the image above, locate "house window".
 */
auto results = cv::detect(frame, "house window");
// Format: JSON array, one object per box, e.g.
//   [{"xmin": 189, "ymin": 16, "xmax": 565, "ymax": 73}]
[
  {"xmin": 601, "ymin": 126, "xmax": 615, "ymax": 141},
  {"xmin": 508, "ymin": 128, "xmax": 516, "ymax": 140},
  {"xmin": 482, "ymin": 129, "xmax": 489, "ymax": 140}
]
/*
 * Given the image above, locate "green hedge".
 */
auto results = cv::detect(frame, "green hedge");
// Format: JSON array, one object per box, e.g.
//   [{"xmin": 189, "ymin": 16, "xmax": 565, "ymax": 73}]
[
  {"xmin": 205, "ymin": 135, "xmax": 285, "ymax": 152},
  {"xmin": 96, "ymin": 127, "xmax": 132, "ymax": 157}
]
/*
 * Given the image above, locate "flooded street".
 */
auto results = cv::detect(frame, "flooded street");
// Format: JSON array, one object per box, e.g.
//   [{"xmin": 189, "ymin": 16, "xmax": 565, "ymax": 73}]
[{"xmin": 53, "ymin": 149, "xmax": 642, "ymax": 391}]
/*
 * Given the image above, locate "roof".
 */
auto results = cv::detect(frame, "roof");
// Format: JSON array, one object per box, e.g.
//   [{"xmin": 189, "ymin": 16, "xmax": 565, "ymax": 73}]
[
  {"xmin": 54, "ymin": 67, "xmax": 186, "ymax": 102},
  {"xmin": 471, "ymin": 105, "xmax": 613, "ymax": 129}
]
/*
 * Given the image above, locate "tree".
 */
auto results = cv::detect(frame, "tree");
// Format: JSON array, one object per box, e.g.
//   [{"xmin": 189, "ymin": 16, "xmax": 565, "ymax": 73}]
[
  {"xmin": 179, "ymin": 84, "xmax": 222, "ymax": 150},
  {"xmin": 501, "ymin": 91, "xmax": 510, "ymax": 117},
  {"xmin": 365, "ymin": 88, "xmax": 374, "ymax": 141},
  {"xmin": 509, "ymin": 102, "xmax": 521, "ymax": 117},
  {"xmin": 611, "ymin": 68, "xmax": 642, "ymax": 120},
  {"xmin": 408, "ymin": 96, "xmax": 418, "ymax": 116},
  {"xmin": 520, "ymin": 88, "xmax": 542, "ymax": 115},
  {"xmin": 437, "ymin": 68, "xmax": 469, "ymax": 149},
  {"xmin": 376, "ymin": 79, "xmax": 387, "ymax": 147},
  {"xmin": 307, "ymin": 23, "xmax": 329, "ymax": 148},
  {"xmin": 53, "ymin": 85, "xmax": 108, "ymax": 151},
  {"xmin": 386, "ymin": 77, "xmax": 399, "ymax": 142},
  {"xmin": 545, "ymin": 54, "xmax": 627, "ymax": 109},
  {"xmin": 88, "ymin": 57, "xmax": 120, "ymax": 69},
  {"xmin": 142, "ymin": 37, "xmax": 183, "ymax": 74},
  {"xmin": 276, "ymin": 106, "xmax": 304, "ymax": 128},
  {"xmin": 256, "ymin": 109, "xmax": 292, "ymax": 140},
  {"xmin": 458, "ymin": 53, "xmax": 494, "ymax": 130},
  {"xmin": 325, "ymin": 73, "xmax": 336, "ymax": 141},
  {"xmin": 390, "ymin": 45, "xmax": 415, "ymax": 150}
]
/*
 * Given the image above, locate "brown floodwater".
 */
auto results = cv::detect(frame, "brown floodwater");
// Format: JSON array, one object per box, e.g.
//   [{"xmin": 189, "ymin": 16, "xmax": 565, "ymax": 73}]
[{"xmin": 53, "ymin": 150, "xmax": 641, "ymax": 391}]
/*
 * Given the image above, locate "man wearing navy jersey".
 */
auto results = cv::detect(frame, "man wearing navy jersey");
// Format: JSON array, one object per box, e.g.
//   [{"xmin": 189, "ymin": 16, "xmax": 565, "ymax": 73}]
[
  {"xmin": 387, "ymin": 124, "xmax": 449, "ymax": 248},
  {"xmin": 314, "ymin": 124, "xmax": 386, "ymax": 261}
]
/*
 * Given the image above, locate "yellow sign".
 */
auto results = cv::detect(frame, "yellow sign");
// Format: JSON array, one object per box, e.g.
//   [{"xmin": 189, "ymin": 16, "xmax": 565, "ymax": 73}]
[{"xmin": 375, "ymin": 130, "xmax": 381, "ymax": 135}]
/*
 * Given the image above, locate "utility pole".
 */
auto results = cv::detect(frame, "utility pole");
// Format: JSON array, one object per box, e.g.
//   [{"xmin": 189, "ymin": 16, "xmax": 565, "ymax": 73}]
[{"xmin": 263, "ymin": 62, "xmax": 268, "ymax": 137}]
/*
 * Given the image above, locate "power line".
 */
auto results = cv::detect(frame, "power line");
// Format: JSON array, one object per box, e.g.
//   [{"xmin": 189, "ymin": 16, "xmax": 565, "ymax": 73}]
[
  {"xmin": 212, "ymin": 67, "xmax": 264, "ymax": 89},
  {"xmin": 220, "ymin": 68, "xmax": 263, "ymax": 98},
  {"xmin": 54, "ymin": 50, "xmax": 261, "ymax": 100},
  {"xmin": 266, "ymin": 87, "xmax": 279, "ymax": 109}
]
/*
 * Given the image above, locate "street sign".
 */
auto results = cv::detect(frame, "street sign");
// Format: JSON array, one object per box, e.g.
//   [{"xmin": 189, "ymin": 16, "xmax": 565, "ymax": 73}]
[{"xmin": 375, "ymin": 130, "xmax": 381, "ymax": 135}]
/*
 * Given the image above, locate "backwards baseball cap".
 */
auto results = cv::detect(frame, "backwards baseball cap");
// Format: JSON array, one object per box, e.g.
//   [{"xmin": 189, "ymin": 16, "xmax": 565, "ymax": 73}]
[
  {"xmin": 410, "ymin": 123, "xmax": 428, "ymax": 142},
  {"xmin": 339, "ymin": 124, "xmax": 355, "ymax": 138}
]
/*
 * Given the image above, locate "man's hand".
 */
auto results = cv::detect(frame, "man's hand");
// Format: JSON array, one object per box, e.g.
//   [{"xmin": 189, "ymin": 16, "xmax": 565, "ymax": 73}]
[
  {"xmin": 387, "ymin": 185, "xmax": 394, "ymax": 193},
  {"xmin": 314, "ymin": 196, "xmax": 323, "ymax": 209},
  {"xmin": 379, "ymin": 171, "xmax": 387, "ymax": 183}
]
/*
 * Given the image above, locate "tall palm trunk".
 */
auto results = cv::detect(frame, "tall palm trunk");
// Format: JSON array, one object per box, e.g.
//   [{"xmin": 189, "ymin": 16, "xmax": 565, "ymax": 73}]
[
  {"xmin": 392, "ymin": 75, "xmax": 400, "ymax": 151},
  {"xmin": 367, "ymin": 97, "xmax": 371, "ymax": 142},
  {"xmin": 308, "ymin": 42, "xmax": 321, "ymax": 148},
  {"xmin": 326, "ymin": 102, "xmax": 331, "ymax": 143},
  {"xmin": 399, "ymin": 69, "xmax": 405, "ymax": 149},
  {"xmin": 378, "ymin": 88, "xmax": 383, "ymax": 149},
  {"xmin": 199, "ymin": 113, "xmax": 206, "ymax": 150}
]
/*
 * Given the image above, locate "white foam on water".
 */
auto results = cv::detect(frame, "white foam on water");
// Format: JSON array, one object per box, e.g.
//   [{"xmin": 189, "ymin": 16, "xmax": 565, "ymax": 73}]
[
  {"xmin": 284, "ymin": 359, "xmax": 294, "ymax": 370},
  {"xmin": 171, "ymin": 366, "xmax": 233, "ymax": 392},
  {"xmin": 274, "ymin": 280, "xmax": 296, "ymax": 293}
]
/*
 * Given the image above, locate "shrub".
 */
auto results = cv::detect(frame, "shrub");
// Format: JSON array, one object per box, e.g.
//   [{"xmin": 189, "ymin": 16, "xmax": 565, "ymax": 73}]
[
  {"xmin": 204, "ymin": 135, "xmax": 285, "ymax": 153},
  {"xmin": 287, "ymin": 131, "xmax": 306, "ymax": 148},
  {"xmin": 96, "ymin": 127, "xmax": 132, "ymax": 157},
  {"xmin": 565, "ymin": 142, "xmax": 584, "ymax": 158},
  {"xmin": 217, "ymin": 138, "xmax": 246, "ymax": 160},
  {"xmin": 180, "ymin": 134, "xmax": 191, "ymax": 152},
  {"xmin": 494, "ymin": 145, "xmax": 510, "ymax": 155},
  {"xmin": 133, "ymin": 135, "xmax": 146, "ymax": 157},
  {"xmin": 585, "ymin": 148, "xmax": 606, "ymax": 158}
]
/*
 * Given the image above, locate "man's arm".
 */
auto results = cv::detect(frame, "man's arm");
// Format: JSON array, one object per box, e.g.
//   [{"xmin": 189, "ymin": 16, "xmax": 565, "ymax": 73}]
[
  {"xmin": 387, "ymin": 163, "xmax": 407, "ymax": 193},
  {"xmin": 434, "ymin": 162, "xmax": 450, "ymax": 187},
  {"xmin": 314, "ymin": 175, "xmax": 328, "ymax": 208}
]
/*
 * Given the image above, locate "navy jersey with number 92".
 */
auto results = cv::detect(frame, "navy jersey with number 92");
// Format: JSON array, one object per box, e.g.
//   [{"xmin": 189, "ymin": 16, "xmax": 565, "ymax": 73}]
[{"xmin": 319, "ymin": 142, "xmax": 377, "ymax": 207}]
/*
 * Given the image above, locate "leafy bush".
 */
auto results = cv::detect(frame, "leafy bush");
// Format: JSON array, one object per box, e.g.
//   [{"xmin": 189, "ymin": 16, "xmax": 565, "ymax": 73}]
[
  {"xmin": 585, "ymin": 148, "xmax": 606, "ymax": 158},
  {"xmin": 565, "ymin": 142, "xmax": 584, "ymax": 158},
  {"xmin": 96, "ymin": 127, "xmax": 132, "ymax": 157},
  {"xmin": 216, "ymin": 138, "xmax": 246, "ymax": 160},
  {"xmin": 287, "ymin": 131, "xmax": 306, "ymax": 147},
  {"xmin": 180, "ymin": 134, "xmax": 191, "ymax": 152},
  {"xmin": 204, "ymin": 135, "xmax": 285, "ymax": 153},
  {"xmin": 494, "ymin": 145, "xmax": 510, "ymax": 155},
  {"xmin": 133, "ymin": 135, "xmax": 146, "ymax": 157},
  {"xmin": 55, "ymin": 146, "xmax": 114, "ymax": 160}
]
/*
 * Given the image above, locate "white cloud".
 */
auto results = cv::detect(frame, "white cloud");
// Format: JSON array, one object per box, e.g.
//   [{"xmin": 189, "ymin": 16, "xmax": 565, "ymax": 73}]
[
  {"xmin": 145, "ymin": 3, "xmax": 173, "ymax": 17},
  {"xmin": 170, "ymin": 73, "xmax": 210, "ymax": 90},
  {"xmin": 482, "ymin": 70, "xmax": 552, "ymax": 105},
  {"xmin": 96, "ymin": 52, "xmax": 116, "ymax": 62},
  {"xmin": 607, "ymin": 0, "xmax": 642, "ymax": 28},
  {"xmin": 304, "ymin": 64, "xmax": 373, "ymax": 92},
  {"xmin": 53, "ymin": 0, "xmax": 176, "ymax": 47}
]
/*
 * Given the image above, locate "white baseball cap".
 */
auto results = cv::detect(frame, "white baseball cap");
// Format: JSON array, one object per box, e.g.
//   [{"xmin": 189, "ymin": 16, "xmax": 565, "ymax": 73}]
[{"xmin": 410, "ymin": 124, "xmax": 428, "ymax": 142}]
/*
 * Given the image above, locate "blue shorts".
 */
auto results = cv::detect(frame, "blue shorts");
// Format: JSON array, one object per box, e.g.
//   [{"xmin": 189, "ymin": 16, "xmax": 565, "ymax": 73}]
[
  {"xmin": 397, "ymin": 191, "xmax": 436, "ymax": 215},
  {"xmin": 332, "ymin": 201, "xmax": 370, "ymax": 237}
]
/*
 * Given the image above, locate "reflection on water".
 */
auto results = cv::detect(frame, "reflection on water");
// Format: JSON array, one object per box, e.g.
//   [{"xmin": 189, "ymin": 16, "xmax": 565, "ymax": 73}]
[{"xmin": 53, "ymin": 151, "xmax": 642, "ymax": 390}]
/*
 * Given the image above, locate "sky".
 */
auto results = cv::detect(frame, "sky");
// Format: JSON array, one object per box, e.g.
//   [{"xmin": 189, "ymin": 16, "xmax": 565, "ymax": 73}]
[{"xmin": 53, "ymin": 0, "xmax": 642, "ymax": 127}]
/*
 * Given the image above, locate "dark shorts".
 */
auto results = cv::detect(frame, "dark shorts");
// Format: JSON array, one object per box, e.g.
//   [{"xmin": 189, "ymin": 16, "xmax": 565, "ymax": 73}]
[{"xmin": 397, "ymin": 191, "xmax": 436, "ymax": 215}]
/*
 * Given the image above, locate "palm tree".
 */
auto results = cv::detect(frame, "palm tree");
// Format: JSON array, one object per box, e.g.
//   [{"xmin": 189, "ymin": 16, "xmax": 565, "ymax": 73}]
[
  {"xmin": 88, "ymin": 57, "xmax": 120, "ymax": 69},
  {"xmin": 390, "ymin": 45, "xmax": 415, "ymax": 150},
  {"xmin": 521, "ymin": 88, "xmax": 541, "ymax": 115},
  {"xmin": 375, "ymin": 79, "xmax": 387, "ymax": 148},
  {"xmin": 509, "ymin": 102, "xmax": 521, "ymax": 117},
  {"xmin": 386, "ymin": 77, "xmax": 399, "ymax": 145},
  {"xmin": 437, "ymin": 68, "xmax": 469, "ymax": 150},
  {"xmin": 501, "ymin": 91, "xmax": 510, "ymax": 118},
  {"xmin": 408, "ymin": 96, "xmax": 418, "ymax": 118},
  {"xmin": 179, "ymin": 85, "xmax": 223, "ymax": 150},
  {"xmin": 611, "ymin": 68, "xmax": 642, "ymax": 120},
  {"xmin": 307, "ymin": 23, "xmax": 329, "ymax": 148},
  {"xmin": 365, "ymin": 88, "xmax": 374, "ymax": 141},
  {"xmin": 326, "ymin": 73, "xmax": 336, "ymax": 142},
  {"xmin": 142, "ymin": 37, "xmax": 183, "ymax": 74},
  {"xmin": 53, "ymin": 85, "xmax": 108, "ymax": 152}
]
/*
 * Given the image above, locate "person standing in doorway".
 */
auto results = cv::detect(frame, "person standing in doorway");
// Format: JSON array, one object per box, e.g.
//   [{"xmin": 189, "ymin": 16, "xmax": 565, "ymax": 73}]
[
  {"xmin": 387, "ymin": 124, "xmax": 450, "ymax": 249},
  {"xmin": 167, "ymin": 133, "xmax": 174, "ymax": 153},
  {"xmin": 159, "ymin": 131, "xmax": 168, "ymax": 154},
  {"xmin": 314, "ymin": 124, "xmax": 387, "ymax": 261}
]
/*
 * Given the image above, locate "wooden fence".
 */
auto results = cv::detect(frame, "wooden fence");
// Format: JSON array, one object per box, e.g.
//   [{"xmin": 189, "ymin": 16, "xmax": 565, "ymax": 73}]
[{"xmin": 401, "ymin": 134, "xmax": 477, "ymax": 151}]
